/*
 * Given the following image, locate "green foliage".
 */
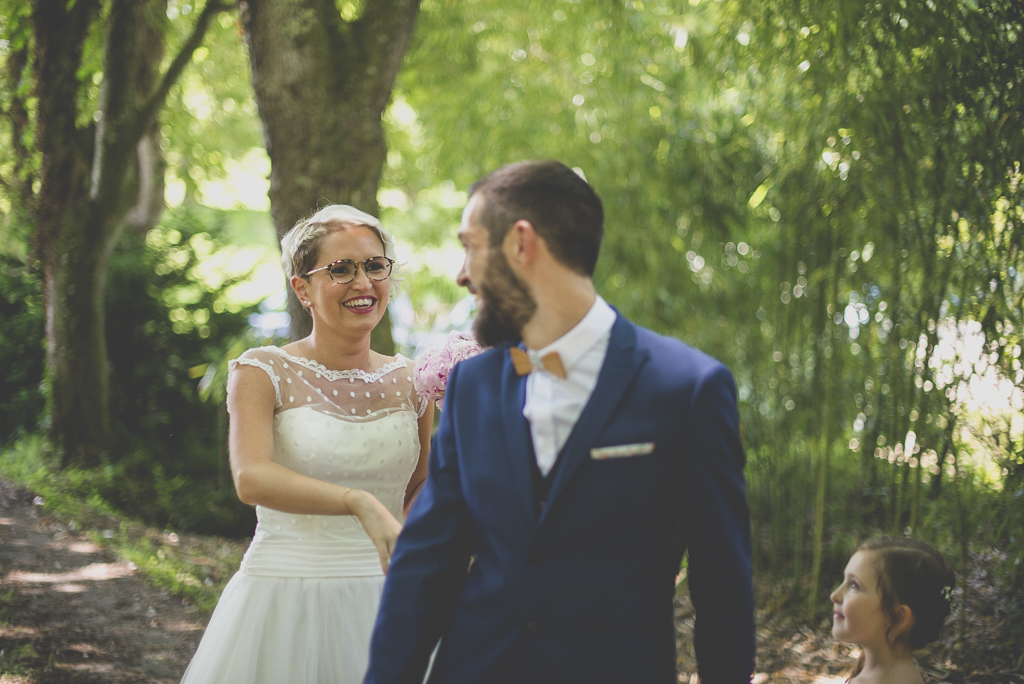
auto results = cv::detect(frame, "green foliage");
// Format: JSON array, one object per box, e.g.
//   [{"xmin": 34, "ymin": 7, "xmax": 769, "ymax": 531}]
[
  {"xmin": 0, "ymin": 255, "xmax": 44, "ymax": 443},
  {"xmin": 388, "ymin": 0, "xmax": 1024, "ymax": 636},
  {"xmin": 101, "ymin": 206, "xmax": 262, "ymax": 534},
  {"xmin": 0, "ymin": 0, "xmax": 34, "ymax": 202},
  {"xmin": 161, "ymin": 7, "xmax": 265, "ymax": 204},
  {"xmin": 716, "ymin": 0, "xmax": 1024, "ymax": 613},
  {"xmin": 0, "ymin": 207, "xmax": 262, "ymax": 535},
  {"xmin": 106, "ymin": 208, "xmax": 250, "ymax": 460}
]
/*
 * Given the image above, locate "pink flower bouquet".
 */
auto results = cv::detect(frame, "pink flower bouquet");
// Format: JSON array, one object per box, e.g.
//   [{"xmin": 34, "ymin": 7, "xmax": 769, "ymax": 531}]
[{"xmin": 414, "ymin": 331, "xmax": 484, "ymax": 410}]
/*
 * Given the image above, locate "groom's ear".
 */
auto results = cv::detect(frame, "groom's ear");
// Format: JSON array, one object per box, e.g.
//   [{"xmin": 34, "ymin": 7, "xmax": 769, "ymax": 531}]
[{"xmin": 503, "ymin": 220, "xmax": 541, "ymax": 270}]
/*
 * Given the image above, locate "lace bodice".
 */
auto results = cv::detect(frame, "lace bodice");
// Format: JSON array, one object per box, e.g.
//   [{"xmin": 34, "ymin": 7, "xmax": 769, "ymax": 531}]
[
  {"xmin": 227, "ymin": 347, "xmax": 428, "ymax": 576},
  {"xmin": 230, "ymin": 346, "xmax": 428, "ymax": 420}
]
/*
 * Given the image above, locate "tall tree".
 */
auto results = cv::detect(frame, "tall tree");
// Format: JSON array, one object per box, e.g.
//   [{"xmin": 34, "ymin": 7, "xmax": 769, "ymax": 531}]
[
  {"xmin": 240, "ymin": 0, "xmax": 420, "ymax": 348},
  {"xmin": 23, "ymin": 0, "xmax": 228, "ymax": 466}
]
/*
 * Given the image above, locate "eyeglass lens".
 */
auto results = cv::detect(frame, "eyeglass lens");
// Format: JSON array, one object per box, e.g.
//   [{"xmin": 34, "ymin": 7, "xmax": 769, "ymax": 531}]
[{"xmin": 327, "ymin": 258, "xmax": 392, "ymax": 283}]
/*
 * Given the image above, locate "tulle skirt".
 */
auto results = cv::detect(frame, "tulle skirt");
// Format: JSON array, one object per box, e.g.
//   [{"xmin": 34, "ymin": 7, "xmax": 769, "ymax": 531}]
[{"xmin": 180, "ymin": 571, "xmax": 385, "ymax": 684}]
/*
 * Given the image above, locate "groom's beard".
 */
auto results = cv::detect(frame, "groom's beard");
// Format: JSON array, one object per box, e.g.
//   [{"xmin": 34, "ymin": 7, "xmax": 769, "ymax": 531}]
[{"xmin": 473, "ymin": 249, "xmax": 536, "ymax": 348}]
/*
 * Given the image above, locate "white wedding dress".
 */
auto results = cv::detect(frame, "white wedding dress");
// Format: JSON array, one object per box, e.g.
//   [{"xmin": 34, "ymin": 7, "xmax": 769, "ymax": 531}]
[{"xmin": 180, "ymin": 347, "xmax": 428, "ymax": 684}]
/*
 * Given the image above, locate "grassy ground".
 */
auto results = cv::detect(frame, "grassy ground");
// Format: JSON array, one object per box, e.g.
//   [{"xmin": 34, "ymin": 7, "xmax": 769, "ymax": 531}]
[{"xmin": 0, "ymin": 437, "xmax": 243, "ymax": 613}]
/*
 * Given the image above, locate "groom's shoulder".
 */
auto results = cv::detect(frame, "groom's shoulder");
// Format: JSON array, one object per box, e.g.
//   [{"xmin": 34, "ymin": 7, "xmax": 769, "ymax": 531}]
[
  {"xmin": 626, "ymin": 318, "xmax": 731, "ymax": 381},
  {"xmin": 451, "ymin": 343, "xmax": 507, "ymax": 381}
]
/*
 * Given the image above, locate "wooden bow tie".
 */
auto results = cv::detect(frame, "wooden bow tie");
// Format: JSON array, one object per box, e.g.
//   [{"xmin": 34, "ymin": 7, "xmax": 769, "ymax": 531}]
[{"xmin": 510, "ymin": 347, "xmax": 566, "ymax": 379}]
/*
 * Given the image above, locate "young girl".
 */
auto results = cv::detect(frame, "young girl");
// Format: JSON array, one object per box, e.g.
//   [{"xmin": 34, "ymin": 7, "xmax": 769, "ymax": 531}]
[{"xmin": 831, "ymin": 537, "xmax": 956, "ymax": 684}]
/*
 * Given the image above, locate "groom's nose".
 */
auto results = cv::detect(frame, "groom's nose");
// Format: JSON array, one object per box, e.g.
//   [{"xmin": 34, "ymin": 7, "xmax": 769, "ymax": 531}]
[{"xmin": 456, "ymin": 260, "xmax": 475, "ymax": 293}]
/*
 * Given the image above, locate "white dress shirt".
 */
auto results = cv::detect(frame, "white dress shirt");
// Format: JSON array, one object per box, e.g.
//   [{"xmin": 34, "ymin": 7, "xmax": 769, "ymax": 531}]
[{"xmin": 522, "ymin": 296, "xmax": 616, "ymax": 476}]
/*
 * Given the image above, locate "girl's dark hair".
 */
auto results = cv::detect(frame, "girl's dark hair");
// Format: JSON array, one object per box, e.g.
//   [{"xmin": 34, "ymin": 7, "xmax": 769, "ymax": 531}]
[{"xmin": 848, "ymin": 536, "xmax": 956, "ymax": 679}]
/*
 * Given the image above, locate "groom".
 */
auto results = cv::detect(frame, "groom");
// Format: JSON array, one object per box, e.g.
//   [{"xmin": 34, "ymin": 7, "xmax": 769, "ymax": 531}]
[{"xmin": 365, "ymin": 160, "xmax": 755, "ymax": 683}]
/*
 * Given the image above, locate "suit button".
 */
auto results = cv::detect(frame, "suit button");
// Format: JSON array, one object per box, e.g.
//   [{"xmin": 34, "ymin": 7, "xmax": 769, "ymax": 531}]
[{"xmin": 524, "ymin": 622, "xmax": 538, "ymax": 635}]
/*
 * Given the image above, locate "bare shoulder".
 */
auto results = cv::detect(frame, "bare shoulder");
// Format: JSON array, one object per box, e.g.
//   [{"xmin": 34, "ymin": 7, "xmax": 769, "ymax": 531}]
[{"xmin": 227, "ymin": 348, "xmax": 281, "ymax": 408}]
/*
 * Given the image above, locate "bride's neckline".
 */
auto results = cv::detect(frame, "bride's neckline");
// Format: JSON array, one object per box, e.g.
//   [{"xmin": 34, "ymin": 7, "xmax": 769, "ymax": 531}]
[{"xmin": 264, "ymin": 346, "xmax": 408, "ymax": 383}]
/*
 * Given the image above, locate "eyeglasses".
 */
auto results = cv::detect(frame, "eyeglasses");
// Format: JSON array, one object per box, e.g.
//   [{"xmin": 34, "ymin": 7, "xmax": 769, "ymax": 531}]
[{"xmin": 304, "ymin": 257, "xmax": 394, "ymax": 284}]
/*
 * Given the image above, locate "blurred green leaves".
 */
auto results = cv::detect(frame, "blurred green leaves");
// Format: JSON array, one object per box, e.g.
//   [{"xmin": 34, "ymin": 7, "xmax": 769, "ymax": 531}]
[
  {"xmin": 161, "ymin": 8, "xmax": 264, "ymax": 206},
  {"xmin": 105, "ymin": 208, "xmax": 260, "ymax": 459},
  {"xmin": 380, "ymin": 0, "xmax": 1024, "ymax": 619}
]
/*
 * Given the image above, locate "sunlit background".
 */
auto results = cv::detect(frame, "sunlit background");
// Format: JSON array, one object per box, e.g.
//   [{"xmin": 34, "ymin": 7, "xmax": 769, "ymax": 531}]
[{"xmin": 2, "ymin": 0, "xmax": 1022, "ymax": 672}]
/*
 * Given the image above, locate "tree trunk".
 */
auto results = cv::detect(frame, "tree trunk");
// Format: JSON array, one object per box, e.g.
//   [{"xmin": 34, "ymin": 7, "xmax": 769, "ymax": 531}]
[
  {"xmin": 908, "ymin": 446, "xmax": 923, "ymax": 532},
  {"xmin": 44, "ymin": 1, "xmax": 169, "ymax": 465},
  {"xmin": 240, "ymin": 0, "xmax": 420, "ymax": 350},
  {"xmin": 121, "ymin": 1, "xmax": 169, "ymax": 235},
  {"xmin": 885, "ymin": 230, "xmax": 905, "ymax": 531},
  {"xmin": 790, "ymin": 462, "xmax": 805, "ymax": 596},
  {"xmin": 32, "ymin": 0, "xmax": 106, "ymax": 464},
  {"xmin": 807, "ymin": 427, "xmax": 831, "ymax": 618},
  {"xmin": 950, "ymin": 439, "xmax": 968, "ymax": 640},
  {"xmin": 44, "ymin": 207, "xmax": 116, "ymax": 464},
  {"xmin": 891, "ymin": 452, "xmax": 911, "ymax": 535},
  {"xmin": 30, "ymin": 0, "xmax": 226, "ymax": 466},
  {"xmin": 807, "ymin": 230, "xmax": 838, "ymax": 619}
]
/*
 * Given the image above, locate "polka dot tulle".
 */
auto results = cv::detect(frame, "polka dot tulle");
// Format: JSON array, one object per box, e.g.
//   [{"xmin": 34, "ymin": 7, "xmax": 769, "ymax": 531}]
[{"xmin": 230, "ymin": 347, "xmax": 429, "ymax": 420}]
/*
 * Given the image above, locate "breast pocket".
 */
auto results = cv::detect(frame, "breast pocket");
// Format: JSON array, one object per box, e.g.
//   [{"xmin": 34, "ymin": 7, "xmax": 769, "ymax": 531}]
[{"xmin": 589, "ymin": 442, "xmax": 656, "ymax": 460}]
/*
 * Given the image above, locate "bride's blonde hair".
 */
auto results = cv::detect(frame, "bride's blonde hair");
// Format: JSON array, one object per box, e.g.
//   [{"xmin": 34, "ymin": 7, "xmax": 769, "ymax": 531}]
[{"xmin": 281, "ymin": 205, "xmax": 403, "ymax": 292}]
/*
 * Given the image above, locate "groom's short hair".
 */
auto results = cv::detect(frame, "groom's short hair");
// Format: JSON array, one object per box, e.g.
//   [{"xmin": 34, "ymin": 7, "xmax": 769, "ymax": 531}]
[{"xmin": 468, "ymin": 160, "xmax": 604, "ymax": 277}]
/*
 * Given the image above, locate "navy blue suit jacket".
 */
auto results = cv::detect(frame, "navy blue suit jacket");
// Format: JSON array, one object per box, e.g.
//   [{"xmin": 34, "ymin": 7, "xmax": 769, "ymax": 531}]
[{"xmin": 366, "ymin": 315, "xmax": 755, "ymax": 683}]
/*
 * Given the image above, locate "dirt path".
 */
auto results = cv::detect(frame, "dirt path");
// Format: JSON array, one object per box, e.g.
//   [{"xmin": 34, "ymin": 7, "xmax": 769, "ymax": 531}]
[
  {"xmin": 0, "ymin": 481, "xmax": 206, "ymax": 683},
  {"xmin": 0, "ymin": 477, "xmax": 1015, "ymax": 683}
]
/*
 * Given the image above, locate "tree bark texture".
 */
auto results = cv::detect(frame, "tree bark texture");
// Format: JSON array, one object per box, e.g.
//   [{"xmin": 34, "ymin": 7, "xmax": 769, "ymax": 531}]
[
  {"xmin": 240, "ymin": 0, "xmax": 420, "ymax": 349},
  {"xmin": 30, "ymin": 0, "xmax": 225, "ymax": 466}
]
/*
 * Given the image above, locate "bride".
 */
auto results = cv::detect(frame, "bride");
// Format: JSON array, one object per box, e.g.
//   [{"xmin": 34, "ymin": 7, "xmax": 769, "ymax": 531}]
[{"xmin": 181, "ymin": 205, "xmax": 433, "ymax": 684}]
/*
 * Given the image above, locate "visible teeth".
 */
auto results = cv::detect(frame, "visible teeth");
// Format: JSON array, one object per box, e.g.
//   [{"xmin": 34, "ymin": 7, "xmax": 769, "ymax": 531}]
[{"xmin": 344, "ymin": 298, "xmax": 374, "ymax": 308}]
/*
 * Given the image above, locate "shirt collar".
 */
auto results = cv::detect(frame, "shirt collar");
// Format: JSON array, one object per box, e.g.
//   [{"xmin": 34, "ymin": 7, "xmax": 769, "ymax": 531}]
[{"xmin": 532, "ymin": 296, "xmax": 616, "ymax": 374}]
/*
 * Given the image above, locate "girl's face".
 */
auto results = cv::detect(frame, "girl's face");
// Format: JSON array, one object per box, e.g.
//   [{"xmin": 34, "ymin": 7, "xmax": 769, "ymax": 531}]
[{"xmin": 830, "ymin": 550, "xmax": 892, "ymax": 647}]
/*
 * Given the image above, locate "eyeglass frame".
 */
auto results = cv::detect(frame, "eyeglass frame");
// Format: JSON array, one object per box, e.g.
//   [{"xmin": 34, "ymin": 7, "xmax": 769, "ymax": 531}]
[{"xmin": 303, "ymin": 256, "xmax": 395, "ymax": 284}]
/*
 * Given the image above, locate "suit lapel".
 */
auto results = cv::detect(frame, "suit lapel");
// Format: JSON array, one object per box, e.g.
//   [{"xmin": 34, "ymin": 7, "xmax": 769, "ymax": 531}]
[
  {"xmin": 500, "ymin": 346, "xmax": 538, "ymax": 523},
  {"xmin": 540, "ymin": 315, "xmax": 648, "ymax": 523}
]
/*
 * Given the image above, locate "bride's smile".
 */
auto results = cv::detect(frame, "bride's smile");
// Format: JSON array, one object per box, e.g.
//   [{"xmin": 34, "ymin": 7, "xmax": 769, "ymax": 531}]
[{"xmin": 343, "ymin": 296, "xmax": 377, "ymax": 312}]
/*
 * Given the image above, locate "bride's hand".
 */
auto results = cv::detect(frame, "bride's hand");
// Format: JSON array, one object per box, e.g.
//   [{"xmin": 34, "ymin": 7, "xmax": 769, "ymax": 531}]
[{"xmin": 346, "ymin": 489, "xmax": 402, "ymax": 573}]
